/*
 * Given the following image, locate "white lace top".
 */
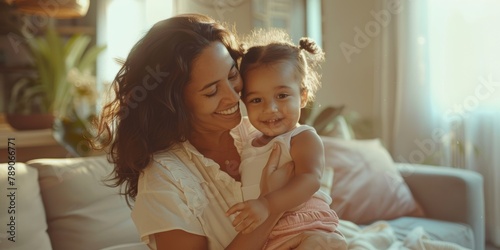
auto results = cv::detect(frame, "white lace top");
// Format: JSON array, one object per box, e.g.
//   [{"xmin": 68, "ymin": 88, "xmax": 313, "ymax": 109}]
[{"xmin": 131, "ymin": 141, "xmax": 243, "ymax": 250}]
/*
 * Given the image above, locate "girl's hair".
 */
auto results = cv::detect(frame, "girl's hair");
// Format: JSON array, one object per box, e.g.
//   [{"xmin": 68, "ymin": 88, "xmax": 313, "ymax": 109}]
[
  {"xmin": 240, "ymin": 29, "xmax": 325, "ymax": 103},
  {"xmin": 92, "ymin": 14, "xmax": 243, "ymax": 207}
]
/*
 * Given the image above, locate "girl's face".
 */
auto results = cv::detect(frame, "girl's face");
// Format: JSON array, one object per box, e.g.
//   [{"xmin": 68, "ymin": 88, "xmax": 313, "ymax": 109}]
[
  {"xmin": 184, "ymin": 42, "xmax": 243, "ymax": 133},
  {"xmin": 243, "ymin": 62, "xmax": 307, "ymax": 138}
]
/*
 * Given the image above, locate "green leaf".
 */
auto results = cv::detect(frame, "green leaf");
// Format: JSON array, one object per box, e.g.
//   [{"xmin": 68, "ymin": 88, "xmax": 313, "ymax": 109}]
[
  {"xmin": 10, "ymin": 84, "xmax": 45, "ymax": 114},
  {"xmin": 78, "ymin": 45, "xmax": 106, "ymax": 74},
  {"xmin": 10, "ymin": 78, "xmax": 31, "ymax": 102},
  {"xmin": 65, "ymin": 34, "xmax": 91, "ymax": 70}
]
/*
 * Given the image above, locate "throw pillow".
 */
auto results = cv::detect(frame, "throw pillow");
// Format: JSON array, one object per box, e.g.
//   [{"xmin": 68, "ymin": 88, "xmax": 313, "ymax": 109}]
[
  {"xmin": 322, "ymin": 137, "xmax": 424, "ymax": 224},
  {"xmin": 27, "ymin": 156, "xmax": 140, "ymax": 250},
  {"xmin": 0, "ymin": 163, "xmax": 52, "ymax": 250}
]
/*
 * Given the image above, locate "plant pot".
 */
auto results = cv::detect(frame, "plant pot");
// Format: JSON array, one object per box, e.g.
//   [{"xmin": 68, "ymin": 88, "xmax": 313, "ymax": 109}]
[
  {"xmin": 52, "ymin": 116, "xmax": 102, "ymax": 157},
  {"xmin": 5, "ymin": 113, "xmax": 55, "ymax": 130}
]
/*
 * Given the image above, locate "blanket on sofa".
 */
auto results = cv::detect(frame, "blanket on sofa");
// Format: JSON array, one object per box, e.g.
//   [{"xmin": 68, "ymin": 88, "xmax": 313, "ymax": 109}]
[{"xmin": 338, "ymin": 220, "xmax": 470, "ymax": 250}]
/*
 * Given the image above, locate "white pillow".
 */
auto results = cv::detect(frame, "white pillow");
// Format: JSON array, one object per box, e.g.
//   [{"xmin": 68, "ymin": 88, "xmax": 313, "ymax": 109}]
[
  {"xmin": 27, "ymin": 156, "xmax": 140, "ymax": 250},
  {"xmin": 0, "ymin": 163, "xmax": 52, "ymax": 250}
]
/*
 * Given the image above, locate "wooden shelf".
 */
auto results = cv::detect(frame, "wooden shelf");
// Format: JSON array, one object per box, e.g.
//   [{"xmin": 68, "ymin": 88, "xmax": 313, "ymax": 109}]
[
  {"xmin": 0, "ymin": 119, "xmax": 70, "ymax": 162},
  {"xmin": 0, "ymin": 123, "xmax": 58, "ymax": 148}
]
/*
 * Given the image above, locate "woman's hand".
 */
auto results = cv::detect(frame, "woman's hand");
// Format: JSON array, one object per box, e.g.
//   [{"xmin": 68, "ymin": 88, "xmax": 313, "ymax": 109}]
[{"xmin": 260, "ymin": 143, "xmax": 294, "ymax": 195}]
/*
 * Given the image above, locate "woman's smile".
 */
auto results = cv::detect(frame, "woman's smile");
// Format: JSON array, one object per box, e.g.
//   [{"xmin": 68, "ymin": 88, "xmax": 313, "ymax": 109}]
[{"xmin": 216, "ymin": 103, "xmax": 239, "ymax": 115}]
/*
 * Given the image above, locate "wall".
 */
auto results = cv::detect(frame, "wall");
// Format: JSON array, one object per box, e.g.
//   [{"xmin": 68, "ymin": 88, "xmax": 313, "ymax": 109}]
[
  {"xmin": 175, "ymin": 0, "xmax": 305, "ymax": 48},
  {"xmin": 318, "ymin": 0, "xmax": 378, "ymax": 137},
  {"xmin": 175, "ymin": 0, "xmax": 253, "ymax": 35}
]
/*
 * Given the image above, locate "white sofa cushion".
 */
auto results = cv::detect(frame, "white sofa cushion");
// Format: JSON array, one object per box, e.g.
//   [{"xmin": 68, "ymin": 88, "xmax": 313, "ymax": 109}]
[
  {"xmin": 0, "ymin": 163, "xmax": 52, "ymax": 250},
  {"xmin": 27, "ymin": 156, "xmax": 140, "ymax": 250}
]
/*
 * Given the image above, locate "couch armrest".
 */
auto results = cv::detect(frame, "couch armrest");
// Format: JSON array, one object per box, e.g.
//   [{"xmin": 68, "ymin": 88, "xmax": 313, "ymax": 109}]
[{"xmin": 396, "ymin": 163, "xmax": 485, "ymax": 250}]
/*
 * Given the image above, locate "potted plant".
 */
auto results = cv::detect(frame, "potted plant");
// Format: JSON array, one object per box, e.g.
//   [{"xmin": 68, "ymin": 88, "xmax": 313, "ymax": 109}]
[
  {"xmin": 6, "ymin": 21, "xmax": 105, "ymax": 131},
  {"xmin": 6, "ymin": 20, "xmax": 106, "ymax": 156},
  {"xmin": 7, "ymin": 20, "xmax": 105, "ymax": 127}
]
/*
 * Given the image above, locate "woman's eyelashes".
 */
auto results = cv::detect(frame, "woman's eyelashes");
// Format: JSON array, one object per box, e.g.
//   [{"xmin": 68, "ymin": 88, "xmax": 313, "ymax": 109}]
[
  {"xmin": 204, "ymin": 85, "xmax": 218, "ymax": 97},
  {"xmin": 204, "ymin": 71, "xmax": 240, "ymax": 98},
  {"xmin": 205, "ymin": 89, "xmax": 217, "ymax": 97},
  {"xmin": 229, "ymin": 70, "xmax": 239, "ymax": 80}
]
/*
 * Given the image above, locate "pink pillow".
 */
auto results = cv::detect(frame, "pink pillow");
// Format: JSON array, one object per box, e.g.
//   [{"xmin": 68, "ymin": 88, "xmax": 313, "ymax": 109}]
[{"xmin": 322, "ymin": 137, "xmax": 424, "ymax": 224}]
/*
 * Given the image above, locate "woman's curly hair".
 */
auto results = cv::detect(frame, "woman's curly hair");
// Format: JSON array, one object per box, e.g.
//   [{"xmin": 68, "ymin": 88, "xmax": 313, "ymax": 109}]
[{"xmin": 92, "ymin": 14, "xmax": 243, "ymax": 207}]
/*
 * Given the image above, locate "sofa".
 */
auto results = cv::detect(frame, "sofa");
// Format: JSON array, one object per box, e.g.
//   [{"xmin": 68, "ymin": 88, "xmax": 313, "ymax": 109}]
[{"xmin": 0, "ymin": 138, "xmax": 485, "ymax": 250}]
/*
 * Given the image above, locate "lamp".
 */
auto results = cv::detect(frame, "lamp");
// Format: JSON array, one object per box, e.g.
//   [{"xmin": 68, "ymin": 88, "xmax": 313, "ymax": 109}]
[{"xmin": 7, "ymin": 0, "xmax": 89, "ymax": 18}]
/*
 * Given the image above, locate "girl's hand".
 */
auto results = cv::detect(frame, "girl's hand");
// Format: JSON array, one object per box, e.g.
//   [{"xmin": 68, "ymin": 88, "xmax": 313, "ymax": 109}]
[
  {"xmin": 226, "ymin": 197, "xmax": 271, "ymax": 234},
  {"xmin": 260, "ymin": 143, "xmax": 294, "ymax": 195}
]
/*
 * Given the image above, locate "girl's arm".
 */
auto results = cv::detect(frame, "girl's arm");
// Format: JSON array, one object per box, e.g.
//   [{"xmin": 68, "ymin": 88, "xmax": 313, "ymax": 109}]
[
  {"xmin": 264, "ymin": 129, "xmax": 324, "ymax": 214},
  {"xmin": 227, "ymin": 132, "xmax": 324, "ymax": 233},
  {"xmin": 226, "ymin": 144, "xmax": 293, "ymax": 250}
]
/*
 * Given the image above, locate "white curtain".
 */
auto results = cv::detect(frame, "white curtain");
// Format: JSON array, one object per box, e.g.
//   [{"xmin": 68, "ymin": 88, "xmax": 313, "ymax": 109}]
[{"xmin": 377, "ymin": 0, "xmax": 500, "ymax": 246}]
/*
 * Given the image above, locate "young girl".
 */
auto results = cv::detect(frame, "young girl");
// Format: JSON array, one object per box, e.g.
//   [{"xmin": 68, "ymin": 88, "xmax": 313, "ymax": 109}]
[{"xmin": 226, "ymin": 30, "xmax": 347, "ymax": 250}]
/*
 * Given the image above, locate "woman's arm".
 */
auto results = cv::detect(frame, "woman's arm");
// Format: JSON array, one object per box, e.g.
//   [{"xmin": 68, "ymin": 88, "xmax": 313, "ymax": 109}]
[
  {"xmin": 154, "ymin": 214, "xmax": 283, "ymax": 250},
  {"xmin": 226, "ymin": 211, "xmax": 283, "ymax": 250},
  {"xmin": 155, "ymin": 217, "xmax": 345, "ymax": 250},
  {"xmin": 155, "ymin": 230, "xmax": 208, "ymax": 249}
]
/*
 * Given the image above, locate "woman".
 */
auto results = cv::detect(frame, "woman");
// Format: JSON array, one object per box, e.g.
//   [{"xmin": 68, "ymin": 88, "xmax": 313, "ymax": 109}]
[{"xmin": 94, "ymin": 13, "xmax": 335, "ymax": 250}]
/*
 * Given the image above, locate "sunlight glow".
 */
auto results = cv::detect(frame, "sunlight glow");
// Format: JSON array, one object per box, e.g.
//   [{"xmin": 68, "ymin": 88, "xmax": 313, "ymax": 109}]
[
  {"xmin": 428, "ymin": 0, "xmax": 500, "ymax": 114},
  {"xmin": 96, "ymin": 0, "xmax": 174, "ymax": 91}
]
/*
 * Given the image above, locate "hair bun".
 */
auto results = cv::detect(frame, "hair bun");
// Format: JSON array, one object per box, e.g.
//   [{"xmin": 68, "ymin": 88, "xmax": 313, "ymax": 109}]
[{"xmin": 299, "ymin": 37, "xmax": 321, "ymax": 54}]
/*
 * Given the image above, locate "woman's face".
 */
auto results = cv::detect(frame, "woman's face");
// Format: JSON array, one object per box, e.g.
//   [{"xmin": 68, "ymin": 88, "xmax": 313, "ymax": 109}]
[{"xmin": 184, "ymin": 42, "xmax": 243, "ymax": 134}]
